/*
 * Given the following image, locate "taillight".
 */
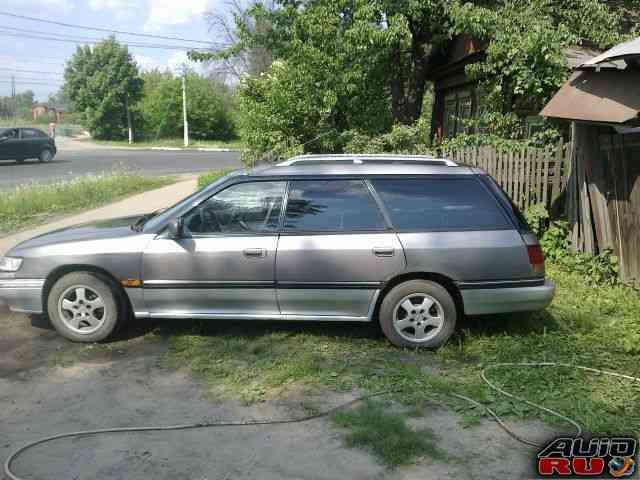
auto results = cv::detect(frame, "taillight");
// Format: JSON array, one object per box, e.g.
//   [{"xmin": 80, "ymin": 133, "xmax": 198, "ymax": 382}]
[{"xmin": 527, "ymin": 245, "xmax": 545, "ymax": 274}]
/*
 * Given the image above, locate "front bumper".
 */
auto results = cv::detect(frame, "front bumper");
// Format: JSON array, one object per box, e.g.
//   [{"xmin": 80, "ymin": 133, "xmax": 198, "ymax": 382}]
[
  {"xmin": 0, "ymin": 279, "xmax": 45, "ymax": 314},
  {"xmin": 461, "ymin": 280, "xmax": 556, "ymax": 316}
]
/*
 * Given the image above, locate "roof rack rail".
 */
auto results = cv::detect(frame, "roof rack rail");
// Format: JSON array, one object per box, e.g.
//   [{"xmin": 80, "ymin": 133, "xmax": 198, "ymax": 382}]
[{"xmin": 278, "ymin": 154, "xmax": 457, "ymax": 167}]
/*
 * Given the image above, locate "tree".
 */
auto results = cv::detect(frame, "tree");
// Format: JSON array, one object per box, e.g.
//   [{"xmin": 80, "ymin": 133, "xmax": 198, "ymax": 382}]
[
  {"xmin": 64, "ymin": 37, "xmax": 143, "ymax": 140},
  {"xmin": 138, "ymin": 69, "xmax": 236, "ymax": 141},
  {"xmin": 193, "ymin": 0, "xmax": 638, "ymax": 157}
]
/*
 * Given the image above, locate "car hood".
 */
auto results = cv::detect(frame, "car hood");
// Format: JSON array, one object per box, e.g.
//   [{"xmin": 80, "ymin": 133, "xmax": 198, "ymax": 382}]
[{"xmin": 9, "ymin": 215, "xmax": 144, "ymax": 253}]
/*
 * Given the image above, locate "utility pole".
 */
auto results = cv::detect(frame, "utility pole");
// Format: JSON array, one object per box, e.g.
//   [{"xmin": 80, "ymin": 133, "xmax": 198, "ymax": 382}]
[
  {"xmin": 11, "ymin": 75, "xmax": 15, "ymax": 126},
  {"xmin": 182, "ymin": 74, "xmax": 189, "ymax": 148},
  {"xmin": 125, "ymin": 95, "xmax": 133, "ymax": 145}
]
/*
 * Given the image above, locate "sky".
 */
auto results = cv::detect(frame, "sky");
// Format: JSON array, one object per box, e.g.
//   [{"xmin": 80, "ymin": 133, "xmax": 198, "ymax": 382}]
[{"xmin": 0, "ymin": 0, "xmax": 229, "ymax": 101}]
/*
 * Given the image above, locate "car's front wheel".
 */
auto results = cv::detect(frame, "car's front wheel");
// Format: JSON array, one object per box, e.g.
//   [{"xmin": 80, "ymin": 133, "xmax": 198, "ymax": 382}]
[
  {"xmin": 379, "ymin": 279, "xmax": 457, "ymax": 349},
  {"xmin": 39, "ymin": 149, "xmax": 53, "ymax": 163},
  {"xmin": 47, "ymin": 271, "xmax": 123, "ymax": 342}
]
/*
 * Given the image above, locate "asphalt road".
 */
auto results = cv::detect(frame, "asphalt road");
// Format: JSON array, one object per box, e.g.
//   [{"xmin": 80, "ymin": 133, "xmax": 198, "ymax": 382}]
[{"xmin": 0, "ymin": 142, "xmax": 242, "ymax": 190}]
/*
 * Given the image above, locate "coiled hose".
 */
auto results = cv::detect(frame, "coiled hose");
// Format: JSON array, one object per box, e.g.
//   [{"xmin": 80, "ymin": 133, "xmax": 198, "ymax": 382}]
[{"xmin": 5, "ymin": 362, "xmax": 640, "ymax": 480}]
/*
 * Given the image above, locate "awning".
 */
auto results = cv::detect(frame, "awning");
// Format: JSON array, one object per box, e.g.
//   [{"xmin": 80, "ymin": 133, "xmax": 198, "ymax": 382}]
[
  {"xmin": 579, "ymin": 37, "xmax": 640, "ymax": 67},
  {"xmin": 540, "ymin": 70, "xmax": 640, "ymax": 124}
]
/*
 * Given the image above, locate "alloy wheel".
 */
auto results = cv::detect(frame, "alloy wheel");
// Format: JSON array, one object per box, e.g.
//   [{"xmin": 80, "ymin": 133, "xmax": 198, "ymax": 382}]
[
  {"xmin": 58, "ymin": 285, "xmax": 107, "ymax": 335},
  {"xmin": 392, "ymin": 293, "xmax": 445, "ymax": 343}
]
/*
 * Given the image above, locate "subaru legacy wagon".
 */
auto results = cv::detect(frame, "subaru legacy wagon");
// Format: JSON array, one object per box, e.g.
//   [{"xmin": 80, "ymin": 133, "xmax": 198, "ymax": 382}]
[{"xmin": 0, "ymin": 155, "xmax": 554, "ymax": 348}]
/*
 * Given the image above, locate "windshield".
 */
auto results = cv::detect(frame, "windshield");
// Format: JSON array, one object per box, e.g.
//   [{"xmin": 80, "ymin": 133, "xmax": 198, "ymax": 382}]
[{"xmin": 142, "ymin": 170, "xmax": 245, "ymax": 231}]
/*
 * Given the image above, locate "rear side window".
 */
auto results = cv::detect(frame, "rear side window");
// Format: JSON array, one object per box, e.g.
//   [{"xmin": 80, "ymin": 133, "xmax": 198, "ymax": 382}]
[
  {"xmin": 284, "ymin": 180, "xmax": 386, "ymax": 232},
  {"xmin": 479, "ymin": 175, "xmax": 530, "ymax": 232},
  {"xmin": 371, "ymin": 177, "xmax": 511, "ymax": 231}
]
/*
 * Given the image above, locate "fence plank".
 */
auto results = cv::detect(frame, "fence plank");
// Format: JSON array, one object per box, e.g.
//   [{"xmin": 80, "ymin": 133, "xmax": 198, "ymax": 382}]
[{"xmin": 542, "ymin": 150, "xmax": 550, "ymax": 206}]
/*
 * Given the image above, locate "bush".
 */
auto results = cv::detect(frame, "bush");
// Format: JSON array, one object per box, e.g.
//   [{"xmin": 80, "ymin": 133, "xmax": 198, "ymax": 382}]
[
  {"xmin": 139, "ymin": 70, "xmax": 236, "ymax": 142},
  {"xmin": 342, "ymin": 124, "xmax": 431, "ymax": 155},
  {"xmin": 524, "ymin": 205, "xmax": 619, "ymax": 285},
  {"xmin": 197, "ymin": 169, "xmax": 234, "ymax": 188}
]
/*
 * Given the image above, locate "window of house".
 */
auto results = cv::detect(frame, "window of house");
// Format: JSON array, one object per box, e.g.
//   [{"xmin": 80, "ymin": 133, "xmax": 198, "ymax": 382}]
[
  {"xmin": 442, "ymin": 88, "xmax": 475, "ymax": 138},
  {"xmin": 284, "ymin": 180, "xmax": 386, "ymax": 232}
]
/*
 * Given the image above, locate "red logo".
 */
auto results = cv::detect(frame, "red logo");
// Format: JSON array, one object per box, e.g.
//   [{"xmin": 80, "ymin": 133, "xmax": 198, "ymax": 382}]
[{"xmin": 537, "ymin": 437, "xmax": 637, "ymax": 477}]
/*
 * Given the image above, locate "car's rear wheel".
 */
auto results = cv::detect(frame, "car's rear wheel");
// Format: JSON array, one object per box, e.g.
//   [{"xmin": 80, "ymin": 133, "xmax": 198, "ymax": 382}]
[
  {"xmin": 379, "ymin": 279, "xmax": 457, "ymax": 349},
  {"xmin": 39, "ymin": 149, "xmax": 53, "ymax": 163},
  {"xmin": 47, "ymin": 272, "xmax": 123, "ymax": 342}
]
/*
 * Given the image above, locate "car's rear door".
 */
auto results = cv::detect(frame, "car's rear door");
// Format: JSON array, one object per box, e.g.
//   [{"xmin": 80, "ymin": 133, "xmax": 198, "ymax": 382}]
[
  {"xmin": 141, "ymin": 180, "xmax": 286, "ymax": 317},
  {"xmin": 275, "ymin": 179, "xmax": 404, "ymax": 320},
  {"xmin": 370, "ymin": 175, "xmax": 533, "ymax": 285},
  {"xmin": 19, "ymin": 128, "xmax": 44, "ymax": 158}
]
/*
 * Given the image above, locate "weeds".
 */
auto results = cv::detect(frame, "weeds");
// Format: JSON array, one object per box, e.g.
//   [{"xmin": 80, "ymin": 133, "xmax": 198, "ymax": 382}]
[
  {"xmin": 332, "ymin": 400, "xmax": 445, "ymax": 466},
  {"xmin": 161, "ymin": 263, "xmax": 640, "ymax": 438},
  {"xmin": 0, "ymin": 172, "xmax": 174, "ymax": 234}
]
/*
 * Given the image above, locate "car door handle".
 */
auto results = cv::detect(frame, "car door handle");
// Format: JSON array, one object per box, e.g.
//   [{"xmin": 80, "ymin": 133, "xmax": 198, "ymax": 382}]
[
  {"xmin": 373, "ymin": 247, "xmax": 395, "ymax": 257},
  {"xmin": 243, "ymin": 248, "xmax": 267, "ymax": 258}
]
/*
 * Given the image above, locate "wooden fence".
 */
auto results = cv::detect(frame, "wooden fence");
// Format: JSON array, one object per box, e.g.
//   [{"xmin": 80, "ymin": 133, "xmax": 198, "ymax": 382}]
[{"xmin": 444, "ymin": 142, "xmax": 572, "ymax": 211}]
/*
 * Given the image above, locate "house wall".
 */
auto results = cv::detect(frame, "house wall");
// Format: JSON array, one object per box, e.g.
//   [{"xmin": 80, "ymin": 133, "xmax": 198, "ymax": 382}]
[
  {"xmin": 568, "ymin": 123, "xmax": 640, "ymax": 280},
  {"xmin": 32, "ymin": 106, "xmax": 48, "ymax": 120}
]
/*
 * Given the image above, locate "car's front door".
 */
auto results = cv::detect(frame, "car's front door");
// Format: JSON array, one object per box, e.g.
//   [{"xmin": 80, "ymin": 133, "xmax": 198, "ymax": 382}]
[
  {"xmin": 141, "ymin": 180, "xmax": 286, "ymax": 317},
  {"xmin": 0, "ymin": 128, "xmax": 20, "ymax": 159},
  {"xmin": 276, "ymin": 179, "xmax": 405, "ymax": 320}
]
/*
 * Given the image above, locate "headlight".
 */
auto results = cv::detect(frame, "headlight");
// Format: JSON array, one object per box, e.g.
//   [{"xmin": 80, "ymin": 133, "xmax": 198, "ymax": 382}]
[{"xmin": 0, "ymin": 256, "xmax": 23, "ymax": 272}]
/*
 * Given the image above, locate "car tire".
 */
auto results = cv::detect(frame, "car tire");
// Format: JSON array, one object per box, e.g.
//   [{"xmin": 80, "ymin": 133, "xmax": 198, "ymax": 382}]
[
  {"xmin": 379, "ymin": 279, "xmax": 457, "ymax": 349},
  {"xmin": 47, "ymin": 271, "xmax": 124, "ymax": 342},
  {"xmin": 39, "ymin": 149, "xmax": 53, "ymax": 163}
]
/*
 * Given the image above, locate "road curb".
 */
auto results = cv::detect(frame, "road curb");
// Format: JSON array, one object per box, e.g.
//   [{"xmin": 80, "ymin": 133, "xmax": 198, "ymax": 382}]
[{"xmin": 105, "ymin": 146, "xmax": 239, "ymax": 152}]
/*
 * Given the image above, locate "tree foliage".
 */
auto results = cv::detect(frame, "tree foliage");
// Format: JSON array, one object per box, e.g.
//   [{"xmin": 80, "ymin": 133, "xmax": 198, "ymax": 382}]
[
  {"xmin": 139, "ymin": 70, "xmax": 236, "ymax": 141},
  {"xmin": 0, "ymin": 90, "xmax": 35, "ymax": 119},
  {"xmin": 196, "ymin": 0, "xmax": 638, "ymax": 158},
  {"xmin": 64, "ymin": 37, "xmax": 143, "ymax": 140}
]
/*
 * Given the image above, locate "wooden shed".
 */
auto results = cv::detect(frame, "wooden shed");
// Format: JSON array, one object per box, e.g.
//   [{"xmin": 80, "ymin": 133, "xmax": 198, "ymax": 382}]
[{"xmin": 541, "ymin": 38, "xmax": 640, "ymax": 280}]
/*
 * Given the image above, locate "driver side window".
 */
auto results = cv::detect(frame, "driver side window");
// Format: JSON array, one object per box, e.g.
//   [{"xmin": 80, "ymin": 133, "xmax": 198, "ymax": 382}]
[{"xmin": 184, "ymin": 181, "xmax": 286, "ymax": 235}]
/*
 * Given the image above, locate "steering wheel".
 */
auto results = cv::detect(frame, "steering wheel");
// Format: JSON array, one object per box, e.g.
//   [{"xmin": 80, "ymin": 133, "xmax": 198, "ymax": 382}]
[{"xmin": 199, "ymin": 206, "xmax": 222, "ymax": 232}]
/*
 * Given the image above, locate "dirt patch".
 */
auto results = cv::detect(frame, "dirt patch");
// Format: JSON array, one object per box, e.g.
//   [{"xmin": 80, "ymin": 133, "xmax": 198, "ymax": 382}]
[{"xmin": 1, "ymin": 310, "xmax": 558, "ymax": 480}]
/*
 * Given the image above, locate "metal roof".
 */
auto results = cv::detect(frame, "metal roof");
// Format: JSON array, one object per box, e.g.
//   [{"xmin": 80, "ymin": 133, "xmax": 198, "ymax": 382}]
[
  {"xmin": 540, "ymin": 69, "xmax": 640, "ymax": 125},
  {"xmin": 579, "ymin": 37, "xmax": 640, "ymax": 68}
]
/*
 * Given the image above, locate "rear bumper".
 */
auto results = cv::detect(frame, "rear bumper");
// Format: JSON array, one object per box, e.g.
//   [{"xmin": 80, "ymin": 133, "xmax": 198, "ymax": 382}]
[
  {"xmin": 461, "ymin": 280, "xmax": 555, "ymax": 315},
  {"xmin": 0, "ymin": 279, "xmax": 45, "ymax": 314}
]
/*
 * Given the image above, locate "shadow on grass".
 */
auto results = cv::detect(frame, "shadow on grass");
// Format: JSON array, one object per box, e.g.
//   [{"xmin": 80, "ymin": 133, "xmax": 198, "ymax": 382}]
[
  {"xmin": 458, "ymin": 309, "xmax": 560, "ymax": 338},
  {"xmin": 110, "ymin": 315, "xmax": 384, "ymax": 345}
]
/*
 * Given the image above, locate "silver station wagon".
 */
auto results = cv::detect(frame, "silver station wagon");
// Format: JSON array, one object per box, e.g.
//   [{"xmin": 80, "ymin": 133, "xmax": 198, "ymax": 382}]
[{"xmin": 0, "ymin": 155, "xmax": 555, "ymax": 348}]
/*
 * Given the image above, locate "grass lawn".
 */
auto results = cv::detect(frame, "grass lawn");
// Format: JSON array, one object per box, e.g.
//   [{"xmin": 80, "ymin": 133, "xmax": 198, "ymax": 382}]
[
  {"xmin": 0, "ymin": 173, "xmax": 175, "ymax": 235},
  {"xmin": 159, "ymin": 263, "xmax": 640, "ymax": 460},
  {"xmin": 84, "ymin": 138, "xmax": 245, "ymax": 151}
]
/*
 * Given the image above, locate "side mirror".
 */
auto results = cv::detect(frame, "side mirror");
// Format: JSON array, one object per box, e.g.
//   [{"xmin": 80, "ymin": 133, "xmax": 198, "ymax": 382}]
[{"xmin": 167, "ymin": 218, "xmax": 184, "ymax": 239}]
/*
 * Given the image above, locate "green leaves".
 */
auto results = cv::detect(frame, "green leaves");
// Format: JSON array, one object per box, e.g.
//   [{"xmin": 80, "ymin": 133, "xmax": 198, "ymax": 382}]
[{"xmin": 64, "ymin": 37, "xmax": 143, "ymax": 140}]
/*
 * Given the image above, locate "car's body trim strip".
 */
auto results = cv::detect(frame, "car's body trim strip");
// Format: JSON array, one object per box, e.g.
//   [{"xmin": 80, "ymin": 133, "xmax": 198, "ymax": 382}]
[
  {"xmin": 0, "ymin": 279, "xmax": 45, "ymax": 289},
  {"xmin": 143, "ymin": 280, "xmax": 383, "ymax": 290},
  {"xmin": 456, "ymin": 278, "xmax": 545, "ymax": 290},
  {"xmin": 145, "ymin": 312, "xmax": 370, "ymax": 322}
]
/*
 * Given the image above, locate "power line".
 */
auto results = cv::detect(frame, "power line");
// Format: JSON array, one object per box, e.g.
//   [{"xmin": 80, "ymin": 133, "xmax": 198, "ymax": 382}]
[
  {"xmin": 0, "ymin": 52, "xmax": 67, "ymax": 65},
  {"xmin": 0, "ymin": 77, "xmax": 63, "ymax": 83},
  {"xmin": 0, "ymin": 10, "xmax": 227, "ymax": 46},
  {"xmin": 0, "ymin": 80, "xmax": 62, "ymax": 86},
  {"xmin": 0, "ymin": 30, "xmax": 213, "ymax": 51},
  {"xmin": 0, "ymin": 67, "xmax": 63, "ymax": 75}
]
